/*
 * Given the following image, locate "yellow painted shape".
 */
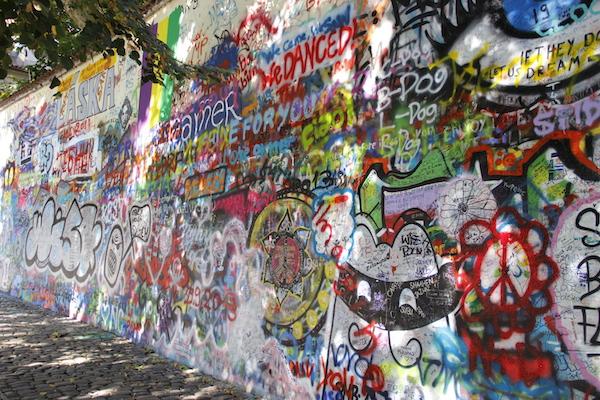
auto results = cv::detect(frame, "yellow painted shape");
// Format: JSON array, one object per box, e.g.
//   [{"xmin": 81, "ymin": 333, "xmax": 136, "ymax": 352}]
[
  {"xmin": 148, "ymin": 18, "xmax": 170, "ymax": 128},
  {"xmin": 79, "ymin": 56, "xmax": 117, "ymax": 82}
]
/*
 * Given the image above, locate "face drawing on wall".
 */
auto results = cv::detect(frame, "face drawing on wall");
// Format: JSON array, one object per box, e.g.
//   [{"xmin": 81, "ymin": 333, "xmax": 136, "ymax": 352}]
[{"xmin": 119, "ymin": 97, "xmax": 132, "ymax": 132}]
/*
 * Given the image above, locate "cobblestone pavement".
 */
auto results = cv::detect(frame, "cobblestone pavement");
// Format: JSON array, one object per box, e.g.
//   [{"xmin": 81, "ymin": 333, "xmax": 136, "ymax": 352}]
[{"xmin": 0, "ymin": 294, "xmax": 259, "ymax": 400}]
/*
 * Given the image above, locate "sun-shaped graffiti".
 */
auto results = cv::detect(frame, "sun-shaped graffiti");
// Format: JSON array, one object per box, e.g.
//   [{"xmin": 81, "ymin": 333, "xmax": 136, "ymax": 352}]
[
  {"xmin": 438, "ymin": 176, "xmax": 497, "ymax": 238},
  {"xmin": 261, "ymin": 209, "xmax": 312, "ymax": 303}
]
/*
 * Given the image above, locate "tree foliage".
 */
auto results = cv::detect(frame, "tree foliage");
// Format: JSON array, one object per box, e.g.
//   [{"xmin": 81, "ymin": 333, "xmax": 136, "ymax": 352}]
[
  {"xmin": 0, "ymin": 78, "xmax": 29, "ymax": 101},
  {"xmin": 0, "ymin": 0, "xmax": 228, "ymax": 90}
]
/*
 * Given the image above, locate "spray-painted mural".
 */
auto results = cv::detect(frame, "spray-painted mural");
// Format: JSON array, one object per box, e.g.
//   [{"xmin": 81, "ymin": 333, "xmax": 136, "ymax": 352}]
[{"xmin": 1, "ymin": 0, "xmax": 599, "ymax": 398}]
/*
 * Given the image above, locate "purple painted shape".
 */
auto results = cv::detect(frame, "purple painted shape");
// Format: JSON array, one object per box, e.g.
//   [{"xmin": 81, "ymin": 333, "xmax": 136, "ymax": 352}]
[
  {"xmin": 383, "ymin": 182, "xmax": 445, "ymax": 217},
  {"xmin": 137, "ymin": 23, "xmax": 158, "ymax": 130}
]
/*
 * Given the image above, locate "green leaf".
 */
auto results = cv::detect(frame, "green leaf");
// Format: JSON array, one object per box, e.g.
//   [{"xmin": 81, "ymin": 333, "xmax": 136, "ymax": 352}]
[
  {"xmin": 63, "ymin": 58, "xmax": 74, "ymax": 70},
  {"xmin": 128, "ymin": 49, "xmax": 140, "ymax": 63},
  {"xmin": 111, "ymin": 37, "xmax": 125, "ymax": 48}
]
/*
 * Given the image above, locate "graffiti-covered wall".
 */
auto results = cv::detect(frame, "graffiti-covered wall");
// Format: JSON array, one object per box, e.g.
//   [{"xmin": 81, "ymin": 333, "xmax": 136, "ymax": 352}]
[{"xmin": 1, "ymin": 0, "xmax": 600, "ymax": 398}]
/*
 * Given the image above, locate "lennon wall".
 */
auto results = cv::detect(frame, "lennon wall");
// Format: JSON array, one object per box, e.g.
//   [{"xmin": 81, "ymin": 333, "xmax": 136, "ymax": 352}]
[{"xmin": 0, "ymin": 0, "xmax": 600, "ymax": 398}]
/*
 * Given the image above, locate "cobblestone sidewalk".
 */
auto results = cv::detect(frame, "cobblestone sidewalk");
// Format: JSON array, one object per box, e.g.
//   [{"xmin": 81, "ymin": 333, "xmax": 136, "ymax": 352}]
[{"xmin": 0, "ymin": 294, "xmax": 258, "ymax": 400}]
